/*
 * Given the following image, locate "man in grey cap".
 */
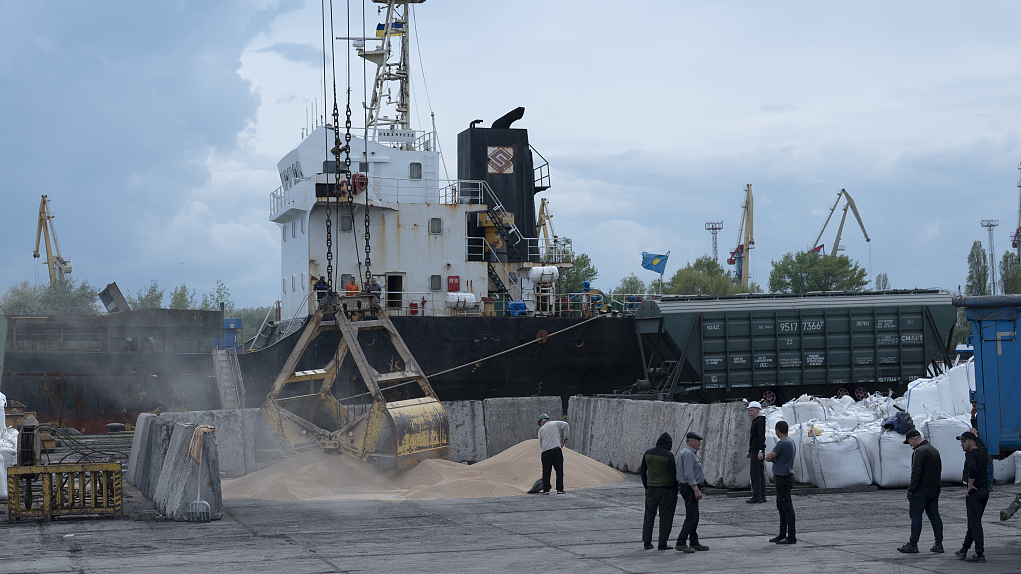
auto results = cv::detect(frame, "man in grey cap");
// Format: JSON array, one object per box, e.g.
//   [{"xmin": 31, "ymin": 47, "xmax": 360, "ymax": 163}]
[
  {"xmin": 537, "ymin": 414, "xmax": 569, "ymax": 495},
  {"xmin": 898, "ymin": 429, "xmax": 943, "ymax": 554},
  {"xmin": 747, "ymin": 401, "xmax": 767, "ymax": 503},
  {"xmin": 675, "ymin": 431, "xmax": 708, "ymax": 553}
]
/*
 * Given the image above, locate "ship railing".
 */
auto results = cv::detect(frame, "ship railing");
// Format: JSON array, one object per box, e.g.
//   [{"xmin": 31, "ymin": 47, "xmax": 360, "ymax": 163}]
[
  {"xmin": 439, "ymin": 180, "xmax": 485, "ymax": 205},
  {"xmin": 270, "ymin": 177, "xmax": 314, "ymax": 217},
  {"xmin": 376, "ymin": 291, "xmax": 483, "ymax": 318},
  {"xmin": 530, "ymin": 144, "xmax": 551, "ymax": 191},
  {"xmin": 608, "ymin": 292, "xmax": 662, "ymax": 316}
]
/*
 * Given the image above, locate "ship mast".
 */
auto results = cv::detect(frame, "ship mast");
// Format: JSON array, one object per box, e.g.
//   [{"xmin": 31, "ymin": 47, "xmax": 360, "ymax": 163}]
[{"xmin": 361, "ymin": 0, "xmax": 417, "ymax": 134}]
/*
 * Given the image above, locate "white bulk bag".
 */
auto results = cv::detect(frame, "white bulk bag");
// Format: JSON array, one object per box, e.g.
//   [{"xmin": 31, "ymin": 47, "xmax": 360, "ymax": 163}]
[
  {"xmin": 802, "ymin": 431, "xmax": 874, "ymax": 488},
  {"xmin": 993, "ymin": 452, "xmax": 1016, "ymax": 484},
  {"xmin": 864, "ymin": 427, "xmax": 914, "ymax": 488},
  {"xmin": 763, "ymin": 406, "xmax": 784, "ymax": 434},
  {"xmin": 782, "ymin": 395, "xmax": 827, "ymax": 426},
  {"xmin": 790, "ymin": 420, "xmax": 840, "ymax": 484},
  {"xmin": 1015, "ymin": 451, "xmax": 1021, "ymax": 485},
  {"xmin": 0, "ymin": 458, "xmax": 5, "ymax": 501},
  {"xmin": 0, "ymin": 391, "xmax": 6, "ymax": 426},
  {"xmin": 0, "ymin": 426, "xmax": 17, "ymax": 469},
  {"xmin": 937, "ymin": 363, "xmax": 972, "ymax": 417},
  {"xmin": 919, "ymin": 413, "xmax": 971, "ymax": 483},
  {"xmin": 904, "ymin": 378, "xmax": 941, "ymax": 420}
]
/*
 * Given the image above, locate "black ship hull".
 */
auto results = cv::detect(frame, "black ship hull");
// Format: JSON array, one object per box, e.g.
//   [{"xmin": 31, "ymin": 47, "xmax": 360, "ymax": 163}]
[
  {"xmin": 237, "ymin": 315, "xmax": 644, "ymax": 411},
  {"xmin": 2, "ymin": 315, "xmax": 643, "ymax": 431}
]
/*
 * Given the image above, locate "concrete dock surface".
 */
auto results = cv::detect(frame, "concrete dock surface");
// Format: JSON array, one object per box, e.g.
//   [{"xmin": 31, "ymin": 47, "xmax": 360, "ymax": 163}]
[{"xmin": 3, "ymin": 475, "xmax": 1020, "ymax": 574}]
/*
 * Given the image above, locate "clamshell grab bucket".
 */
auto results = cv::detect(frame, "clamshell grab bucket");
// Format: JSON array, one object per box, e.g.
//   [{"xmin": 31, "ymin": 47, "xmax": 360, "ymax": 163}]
[
  {"xmin": 361, "ymin": 397, "xmax": 450, "ymax": 469},
  {"xmin": 261, "ymin": 295, "xmax": 450, "ymax": 469}
]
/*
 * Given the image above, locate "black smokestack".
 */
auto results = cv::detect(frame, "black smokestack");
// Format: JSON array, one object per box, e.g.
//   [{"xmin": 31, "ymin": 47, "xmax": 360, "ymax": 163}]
[{"xmin": 491, "ymin": 107, "xmax": 524, "ymax": 129}]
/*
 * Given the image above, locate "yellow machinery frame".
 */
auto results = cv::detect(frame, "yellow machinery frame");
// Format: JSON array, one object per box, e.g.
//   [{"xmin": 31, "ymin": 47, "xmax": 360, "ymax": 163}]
[
  {"xmin": 7, "ymin": 463, "xmax": 123, "ymax": 522},
  {"xmin": 261, "ymin": 294, "xmax": 449, "ymax": 469}
]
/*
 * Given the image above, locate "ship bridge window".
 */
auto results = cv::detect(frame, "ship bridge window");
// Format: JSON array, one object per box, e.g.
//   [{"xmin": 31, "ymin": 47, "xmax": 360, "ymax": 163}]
[
  {"xmin": 300, "ymin": 272, "xmax": 305, "ymax": 290},
  {"xmin": 291, "ymin": 221, "xmax": 296, "ymax": 239},
  {"xmin": 430, "ymin": 275, "xmax": 442, "ymax": 291},
  {"xmin": 300, "ymin": 216, "xmax": 305, "ymax": 234},
  {"xmin": 322, "ymin": 160, "xmax": 348, "ymax": 174},
  {"xmin": 429, "ymin": 217, "xmax": 442, "ymax": 235},
  {"xmin": 340, "ymin": 214, "xmax": 353, "ymax": 232},
  {"xmin": 359, "ymin": 162, "xmax": 369, "ymax": 173},
  {"xmin": 291, "ymin": 274, "xmax": 296, "ymax": 292},
  {"xmin": 281, "ymin": 226, "xmax": 286, "ymax": 243},
  {"xmin": 410, "ymin": 162, "xmax": 422, "ymax": 180},
  {"xmin": 282, "ymin": 278, "xmax": 286, "ymax": 295}
]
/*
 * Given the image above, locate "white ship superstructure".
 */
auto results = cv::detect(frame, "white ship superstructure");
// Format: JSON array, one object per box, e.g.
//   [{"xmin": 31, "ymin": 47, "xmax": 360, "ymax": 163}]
[{"xmin": 269, "ymin": 1, "xmax": 572, "ymax": 320}]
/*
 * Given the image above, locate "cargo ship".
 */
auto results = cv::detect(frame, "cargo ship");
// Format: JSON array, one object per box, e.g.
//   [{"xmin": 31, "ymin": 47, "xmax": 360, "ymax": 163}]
[{"xmin": 236, "ymin": 0, "xmax": 645, "ymax": 408}]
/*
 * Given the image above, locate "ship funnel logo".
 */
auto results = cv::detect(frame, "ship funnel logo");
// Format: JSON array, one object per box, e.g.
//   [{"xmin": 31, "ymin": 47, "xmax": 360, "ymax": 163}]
[{"xmin": 487, "ymin": 146, "xmax": 515, "ymax": 174}]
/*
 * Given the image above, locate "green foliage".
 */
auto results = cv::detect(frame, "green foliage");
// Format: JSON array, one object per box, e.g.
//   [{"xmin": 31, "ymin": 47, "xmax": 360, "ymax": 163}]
[
  {"xmin": 127, "ymin": 280, "xmax": 165, "ymax": 309},
  {"xmin": 234, "ymin": 305, "xmax": 274, "ymax": 345},
  {"xmin": 965, "ymin": 241, "xmax": 989, "ymax": 296},
  {"xmin": 999, "ymin": 250, "xmax": 1020, "ymax": 295},
  {"xmin": 555, "ymin": 253, "xmax": 598, "ymax": 294},
  {"xmin": 767, "ymin": 251, "xmax": 868, "ymax": 294},
  {"xmin": 169, "ymin": 283, "xmax": 197, "ymax": 309},
  {"xmin": 0, "ymin": 280, "xmax": 43, "ymax": 315},
  {"xmin": 875, "ymin": 272, "xmax": 890, "ymax": 290},
  {"xmin": 951, "ymin": 307, "xmax": 970, "ymax": 349},
  {"xmin": 665, "ymin": 256, "xmax": 743, "ymax": 296},
  {"xmin": 201, "ymin": 279, "xmax": 236, "ymax": 316},
  {"xmin": 613, "ymin": 273, "xmax": 647, "ymax": 295}
]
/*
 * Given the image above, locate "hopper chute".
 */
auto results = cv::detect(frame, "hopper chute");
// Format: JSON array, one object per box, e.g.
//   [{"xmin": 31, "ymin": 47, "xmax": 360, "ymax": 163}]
[{"xmin": 261, "ymin": 294, "xmax": 449, "ymax": 469}]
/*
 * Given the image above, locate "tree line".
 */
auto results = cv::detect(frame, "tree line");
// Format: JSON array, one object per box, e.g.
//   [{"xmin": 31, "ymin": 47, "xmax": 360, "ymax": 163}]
[
  {"xmin": 965, "ymin": 240, "xmax": 1020, "ymax": 296},
  {"xmin": 556, "ymin": 250, "xmax": 875, "ymax": 297}
]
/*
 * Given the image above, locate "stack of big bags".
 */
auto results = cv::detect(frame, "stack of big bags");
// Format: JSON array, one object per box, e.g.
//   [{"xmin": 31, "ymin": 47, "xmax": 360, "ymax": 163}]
[{"xmin": 764, "ymin": 359, "xmax": 1021, "ymax": 489}]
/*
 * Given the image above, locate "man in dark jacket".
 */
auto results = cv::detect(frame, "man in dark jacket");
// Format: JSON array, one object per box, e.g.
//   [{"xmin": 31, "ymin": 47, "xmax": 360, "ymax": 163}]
[
  {"xmin": 898, "ymin": 429, "xmax": 943, "ymax": 554},
  {"xmin": 746, "ymin": 401, "xmax": 767, "ymax": 503},
  {"xmin": 955, "ymin": 431, "xmax": 989, "ymax": 563},
  {"xmin": 639, "ymin": 432, "xmax": 677, "ymax": 550}
]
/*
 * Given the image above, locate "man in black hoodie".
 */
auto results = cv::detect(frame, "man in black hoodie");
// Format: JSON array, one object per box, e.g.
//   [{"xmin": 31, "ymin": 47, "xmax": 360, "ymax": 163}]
[
  {"xmin": 639, "ymin": 432, "xmax": 678, "ymax": 550},
  {"xmin": 897, "ymin": 429, "xmax": 943, "ymax": 554}
]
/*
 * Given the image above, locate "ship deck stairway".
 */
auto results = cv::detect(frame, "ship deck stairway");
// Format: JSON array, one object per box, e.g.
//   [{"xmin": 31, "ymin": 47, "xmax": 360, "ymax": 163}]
[
  {"xmin": 212, "ymin": 349, "xmax": 245, "ymax": 410},
  {"xmin": 487, "ymin": 262, "xmax": 511, "ymax": 298},
  {"xmin": 481, "ymin": 183, "xmax": 526, "ymax": 262}
]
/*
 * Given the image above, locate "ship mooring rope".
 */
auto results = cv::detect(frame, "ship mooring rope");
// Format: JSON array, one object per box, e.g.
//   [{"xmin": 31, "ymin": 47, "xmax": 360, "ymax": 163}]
[{"xmin": 427, "ymin": 314, "xmax": 606, "ymax": 379}]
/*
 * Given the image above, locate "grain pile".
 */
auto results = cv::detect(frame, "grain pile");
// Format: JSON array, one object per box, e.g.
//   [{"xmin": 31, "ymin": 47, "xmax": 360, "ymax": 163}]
[{"xmin": 222, "ymin": 439, "xmax": 625, "ymax": 501}]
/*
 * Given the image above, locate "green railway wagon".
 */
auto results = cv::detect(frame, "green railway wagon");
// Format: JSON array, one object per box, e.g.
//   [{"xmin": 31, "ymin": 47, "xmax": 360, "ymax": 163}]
[{"xmin": 632, "ymin": 290, "xmax": 958, "ymax": 404}]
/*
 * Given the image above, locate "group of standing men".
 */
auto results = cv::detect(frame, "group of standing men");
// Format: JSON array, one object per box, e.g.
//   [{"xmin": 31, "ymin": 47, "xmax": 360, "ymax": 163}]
[
  {"xmin": 640, "ymin": 401, "xmax": 992, "ymax": 561},
  {"xmin": 898, "ymin": 426, "xmax": 990, "ymax": 562},
  {"xmin": 640, "ymin": 402, "xmax": 798, "ymax": 552}
]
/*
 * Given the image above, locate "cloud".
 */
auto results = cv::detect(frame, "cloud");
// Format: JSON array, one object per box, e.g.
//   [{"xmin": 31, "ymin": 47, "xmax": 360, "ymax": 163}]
[
  {"xmin": 254, "ymin": 42, "xmax": 323, "ymax": 67},
  {"xmin": 760, "ymin": 104, "xmax": 796, "ymax": 113}
]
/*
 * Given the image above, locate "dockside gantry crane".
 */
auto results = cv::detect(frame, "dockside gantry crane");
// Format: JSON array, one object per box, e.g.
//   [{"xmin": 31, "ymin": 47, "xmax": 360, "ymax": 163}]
[
  {"xmin": 812, "ymin": 188, "xmax": 870, "ymax": 256},
  {"xmin": 33, "ymin": 195, "xmax": 72, "ymax": 285},
  {"xmin": 727, "ymin": 184, "xmax": 754, "ymax": 288}
]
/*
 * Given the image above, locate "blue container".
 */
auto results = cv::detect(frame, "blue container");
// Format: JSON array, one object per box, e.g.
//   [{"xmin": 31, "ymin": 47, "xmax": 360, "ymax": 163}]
[{"xmin": 955, "ymin": 295, "xmax": 1021, "ymax": 457}]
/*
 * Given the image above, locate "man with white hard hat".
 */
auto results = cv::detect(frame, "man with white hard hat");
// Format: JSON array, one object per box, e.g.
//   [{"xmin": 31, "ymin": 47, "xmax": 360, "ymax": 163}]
[{"xmin": 746, "ymin": 401, "xmax": 767, "ymax": 503}]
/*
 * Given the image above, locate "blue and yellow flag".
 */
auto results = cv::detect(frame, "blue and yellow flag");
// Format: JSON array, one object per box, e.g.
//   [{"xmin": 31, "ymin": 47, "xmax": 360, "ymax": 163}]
[
  {"xmin": 376, "ymin": 22, "xmax": 406, "ymax": 37},
  {"xmin": 637, "ymin": 251, "xmax": 669, "ymax": 273},
  {"xmin": 641, "ymin": 251, "xmax": 670, "ymax": 274}
]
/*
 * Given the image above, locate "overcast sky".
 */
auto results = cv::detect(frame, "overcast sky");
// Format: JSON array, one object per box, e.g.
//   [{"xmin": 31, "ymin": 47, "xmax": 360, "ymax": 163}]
[{"xmin": 2, "ymin": 0, "xmax": 1021, "ymax": 308}]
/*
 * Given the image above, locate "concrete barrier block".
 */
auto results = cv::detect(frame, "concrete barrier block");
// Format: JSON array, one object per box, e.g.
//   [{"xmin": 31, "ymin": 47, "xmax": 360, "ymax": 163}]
[
  {"xmin": 443, "ymin": 401, "xmax": 486, "ymax": 463},
  {"xmin": 153, "ymin": 424, "xmax": 223, "ymax": 521},
  {"xmin": 483, "ymin": 397, "xmax": 563, "ymax": 457},
  {"xmin": 141, "ymin": 417, "xmax": 175, "ymax": 501},
  {"xmin": 159, "ymin": 409, "xmax": 248, "ymax": 478},
  {"xmin": 126, "ymin": 413, "xmax": 154, "ymax": 487}
]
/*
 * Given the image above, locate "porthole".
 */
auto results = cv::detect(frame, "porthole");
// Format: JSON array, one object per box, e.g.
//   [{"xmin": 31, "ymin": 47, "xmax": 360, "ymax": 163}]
[
  {"xmin": 365, "ymin": 336, "xmax": 375, "ymax": 347},
  {"xmin": 442, "ymin": 337, "xmax": 451, "ymax": 346},
  {"xmin": 575, "ymin": 338, "xmax": 585, "ymax": 348}
]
